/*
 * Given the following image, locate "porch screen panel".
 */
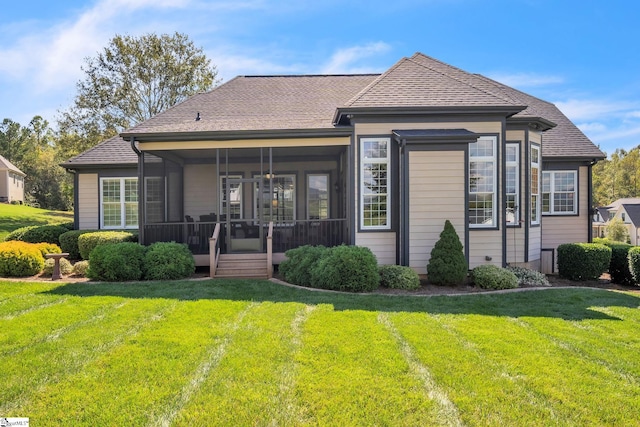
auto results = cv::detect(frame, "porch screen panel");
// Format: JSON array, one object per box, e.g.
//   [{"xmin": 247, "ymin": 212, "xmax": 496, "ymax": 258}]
[
  {"xmin": 221, "ymin": 176, "xmax": 243, "ymax": 219},
  {"xmin": 308, "ymin": 174, "xmax": 329, "ymax": 220},
  {"xmin": 255, "ymin": 175, "xmax": 296, "ymax": 222}
]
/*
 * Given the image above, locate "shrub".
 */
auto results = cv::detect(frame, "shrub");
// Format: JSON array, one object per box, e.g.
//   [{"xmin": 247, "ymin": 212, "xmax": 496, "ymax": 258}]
[
  {"xmin": 472, "ymin": 265, "xmax": 518, "ymax": 290},
  {"xmin": 628, "ymin": 247, "xmax": 640, "ymax": 285},
  {"xmin": 143, "ymin": 242, "xmax": 195, "ymax": 280},
  {"xmin": 599, "ymin": 241, "xmax": 634, "ymax": 285},
  {"xmin": 426, "ymin": 220, "xmax": 468, "ymax": 285},
  {"xmin": 42, "ymin": 257, "xmax": 73, "ymax": 276},
  {"xmin": 606, "ymin": 218, "xmax": 629, "ymax": 242},
  {"xmin": 59, "ymin": 222, "xmax": 76, "ymax": 231},
  {"xmin": 72, "ymin": 260, "xmax": 90, "ymax": 277},
  {"xmin": 310, "ymin": 245, "xmax": 379, "ymax": 292},
  {"xmin": 34, "ymin": 243, "xmax": 62, "ymax": 257},
  {"xmin": 280, "ymin": 245, "xmax": 329, "ymax": 287},
  {"xmin": 557, "ymin": 243, "xmax": 611, "ymax": 281},
  {"xmin": 78, "ymin": 231, "xmax": 137, "ymax": 260},
  {"xmin": 87, "ymin": 242, "xmax": 146, "ymax": 281},
  {"xmin": 59, "ymin": 230, "xmax": 98, "ymax": 260},
  {"xmin": 4, "ymin": 226, "xmax": 38, "ymax": 242},
  {"xmin": 379, "ymin": 265, "xmax": 420, "ymax": 290},
  {"xmin": 506, "ymin": 265, "xmax": 550, "ymax": 287},
  {"xmin": 0, "ymin": 241, "xmax": 45, "ymax": 277},
  {"xmin": 16, "ymin": 225, "xmax": 69, "ymax": 245}
]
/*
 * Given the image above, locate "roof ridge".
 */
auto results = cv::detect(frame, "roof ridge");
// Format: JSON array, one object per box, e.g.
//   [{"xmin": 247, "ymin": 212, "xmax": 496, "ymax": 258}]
[
  {"xmin": 343, "ymin": 56, "xmax": 411, "ymax": 107},
  {"xmin": 473, "ymin": 73, "xmax": 557, "ymax": 108}
]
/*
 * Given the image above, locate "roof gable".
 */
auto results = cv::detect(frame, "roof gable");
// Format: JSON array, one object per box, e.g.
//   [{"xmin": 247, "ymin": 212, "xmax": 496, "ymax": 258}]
[
  {"xmin": 0, "ymin": 154, "xmax": 25, "ymax": 176},
  {"xmin": 60, "ymin": 136, "xmax": 138, "ymax": 168}
]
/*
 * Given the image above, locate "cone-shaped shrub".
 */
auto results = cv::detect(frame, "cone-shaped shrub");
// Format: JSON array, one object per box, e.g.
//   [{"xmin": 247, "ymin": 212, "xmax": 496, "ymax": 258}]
[{"xmin": 426, "ymin": 220, "xmax": 468, "ymax": 285}]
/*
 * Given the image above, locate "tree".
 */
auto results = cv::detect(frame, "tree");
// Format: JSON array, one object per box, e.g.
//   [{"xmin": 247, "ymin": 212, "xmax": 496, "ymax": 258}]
[
  {"xmin": 58, "ymin": 32, "xmax": 219, "ymax": 141},
  {"xmin": 606, "ymin": 217, "xmax": 629, "ymax": 243},
  {"xmin": 426, "ymin": 220, "xmax": 468, "ymax": 285}
]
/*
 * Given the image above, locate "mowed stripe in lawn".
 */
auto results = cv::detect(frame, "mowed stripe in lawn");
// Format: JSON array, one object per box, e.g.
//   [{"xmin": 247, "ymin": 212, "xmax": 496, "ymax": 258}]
[
  {"xmin": 169, "ymin": 302, "xmax": 309, "ymax": 426},
  {"xmin": 294, "ymin": 305, "xmax": 442, "ymax": 425},
  {"xmin": 0, "ymin": 297, "xmax": 177, "ymax": 414},
  {"xmin": 439, "ymin": 313, "xmax": 640, "ymax": 425},
  {"xmin": 20, "ymin": 299, "xmax": 252, "ymax": 426}
]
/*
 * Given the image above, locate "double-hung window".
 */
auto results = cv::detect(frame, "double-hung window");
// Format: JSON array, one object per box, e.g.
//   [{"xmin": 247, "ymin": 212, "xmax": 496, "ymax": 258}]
[
  {"xmin": 221, "ymin": 175, "xmax": 243, "ymax": 219},
  {"xmin": 469, "ymin": 136, "xmax": 497, "ymax": 227},
  {"xmin": 361, "ymin": 137, "xmax": 390, "ymax": 230},
  {"xmin": 101, "ymin": 177, "xmax": 138, "ymax": 229},
  {"xmin": 530, "ymin": 145, "xmax": 541, "ymax": 225},
  {"xmin": 505, "ymin": 143, "xmax": 519, "ymax": 226},
  {"xmin": 542, "ymin": 171, "xmax": 577, "ymax": 215}
]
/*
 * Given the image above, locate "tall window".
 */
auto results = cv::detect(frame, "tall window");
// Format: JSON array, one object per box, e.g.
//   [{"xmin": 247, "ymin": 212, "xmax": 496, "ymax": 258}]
[
  {"xmin": 101, "ymin": 177, "xmax": 138, "ymax": 229},
  {"xmin": 469, "ymin": 136, "xmax": 497, "ymax": 227},
  {"xmin": 505, "ymin": 143, "xmax": 519, "ymax": 226},
  {"xmin": 542, "ymin": 171, "xmax": 577, "ymax": 215},
  {"xmin": 255, "ymin": 174, "xmax": 295, "ymax": 222},
  {"xmin": 530, "ymin": 145, "xmax": 541, "ymax": 225},
  {"xmin": 307, "ymin": 174, "xmax": 329, "ymax": 220},
  {"xmin": 220, "ymin": 175, "xmax": 243, "ymax": 219},
  {"xmin": 361, "ymin": 137, "xmax": 390, "ymax": 230}
]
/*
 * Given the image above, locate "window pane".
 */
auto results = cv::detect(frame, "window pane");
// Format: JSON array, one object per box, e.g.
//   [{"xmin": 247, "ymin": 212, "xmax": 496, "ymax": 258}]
[
  {"xmin": 221, "ymin": 176, "xmax": 243, "ymax": 220},
  {"xmin": 102, "ymin": 179, "xmax": 120, "ymax": 203},
  {"xmin": 470, "ymin": 161, "xmax": 494, "ymax": 193},
  {"xmin": 308, "ymin": 175, "xmax": 328, "ymax": 220},
  {"xmin": 469, "ymin": 193, "xmax": 494, "ymax": 226},
  {"xmin": 103, "ymin": 203, "xmax": 121, "ymax": 227},
  {"xmin": 553, "ymin": 193, "xmax": 574, "ymax": 212}
]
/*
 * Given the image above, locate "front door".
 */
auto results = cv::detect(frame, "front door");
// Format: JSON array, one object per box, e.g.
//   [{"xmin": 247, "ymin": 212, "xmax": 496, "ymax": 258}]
[{"xmin": 224, "ymin": 178, "xmax": 263, "ymax": 253}]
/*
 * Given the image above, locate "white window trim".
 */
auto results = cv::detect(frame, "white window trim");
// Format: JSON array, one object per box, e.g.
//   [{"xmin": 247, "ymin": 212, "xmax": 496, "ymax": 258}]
[
  {"xmin": 307, "ymin": 173, "xmax": 329, "ymax": 220},
  {"xmin": 100, "ymin": 177, "xmax": 138, "ymax": 229},
  {"xmin": 505, "ymin": 143, "xmax": 519, "ymax": 226},
  {"xmin": 469, "ymin": 136, "xmax": 497, "ymax": 228},
  {"xmin": 220, "ymin": 175, "xmax": 243, "ymax": 219},
  {"xmin": 530, "ymin": 145, "xmax": 541, "ymax": 225},
  {"xmin": 542, "ymin": 170, "xmax": 577, "ymax": 215},
  {"xmin": 360, "ymin": 137, "xmax": 391, "ymax": 230}
]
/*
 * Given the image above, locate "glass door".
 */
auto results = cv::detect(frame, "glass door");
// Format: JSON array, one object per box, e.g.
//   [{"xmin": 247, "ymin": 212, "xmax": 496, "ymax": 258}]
[{"xmin": 224, "ymin": 178, "xmax": 263, "ymax": 253}]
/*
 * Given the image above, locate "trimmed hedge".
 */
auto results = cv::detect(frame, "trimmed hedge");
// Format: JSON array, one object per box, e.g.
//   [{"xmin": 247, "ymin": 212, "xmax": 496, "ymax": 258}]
[
  {"xmin": 34, "ymin": 243, "xmax": 62, "ymax": 257},
  {"xmin": 472, "ymin": 265, "xmax": 519, "ymax": 290},
  {"xmin": 43, "ymin": 257, "xmax": 73, "ymax": 276},
  {"xmin": 143, "ymin": 242, "xmax": 195, "ymax": 280},
  {"xmin": 379, "ymin": 265, "xmax": 420, "ymax": 290},
  {"xmin": 72, "ymin": 260, "xmax": 90, "ymax": 277},
  {"xmin": 0, "ymin": 241, "xmax": 45, "ymax": 277},
  {"xmin": 78, "ymin": 231, "xmax": 137, "ymax": 260},
  {"xmin": 557, "ymin": 243, "xmax": 611, "ymax": 281},
  {"xmin": 279, "ymin": 245, "xmax": 329, "ymax": 287},
  {"xmin": 59, "ymin": 230, "xmax": 98, "ymax": 260},
  {"xmin": 4, "ymin": 226, "xmax": 38, "ymax": 242},
  {"xmin": 628, "ymin": 247, "xmax": 640, "ymax": 285},
  {"xmin": 600, "ymin": 241, "xmax": 634, "ymax": 285},
  {"xmin": 310, "ymin": 245, "xmax": 379, "ymax": 292},
  {"xmin": 87, "ymin": 242, "xmax": 146, "ymax": 281},
  {"xmin": 427, "ymin": 220, "xmax": 468, "ymax": 285},
  {"xmin": 16, "ymin": 225, "xmax": 69, "ymax": 245}
]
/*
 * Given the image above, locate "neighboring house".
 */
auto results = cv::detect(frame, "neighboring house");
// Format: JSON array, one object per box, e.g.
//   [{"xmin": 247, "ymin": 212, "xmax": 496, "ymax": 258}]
[
  {"xmin": 592, "ymin": 198, "xmax": 640, "ymax": 244},
  {"xmin": 0, "ymin": 154, "xmax": 26, "ymax": 204},
  {"xmin": 62, "ymin": 53, "xmax": 605, "ymax": 275}
]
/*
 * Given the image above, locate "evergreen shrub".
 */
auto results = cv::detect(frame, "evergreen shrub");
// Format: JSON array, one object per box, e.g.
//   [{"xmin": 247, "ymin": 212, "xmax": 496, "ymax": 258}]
[
  {"xmin": 557, "ymin": 243, "xmax": 611, "ymax": 281},
  {"xmin": 4, "ymin": 226, "xmax": 38, "ymax": 242},
  {"xmin": 506, "ymin": 265, "xmax": 550, "ymax": 287},
  {"xmin": 628, "ymin": 247, "xmax": 640, "ymax": 285},
  {"xmin": 87, "ymin": 242, "xmax": 146, "ymax": 281},
  {"xmin": 143, "ymin": 242, "xmax": 195, "ymax": 280},
  {"xmin": 600, "ymin": 241, "xmax": 634, "ymax": 285},
  {"xmin": 59, "ymin": 230, "xmax": 97, "ymax": 260},
  {"xmin": 310, "ymin": 245, "xmax": 379, "ymax": 292},
  {"xmin": 42, "ymin": 257, "xmax": 73, "ymax": 276},
  {"xmin": 72, "ymin": 260, "xmax": 90, "ymax": 277},
  {"xmin": 426, "ymin": 220, "xmax": 468, "ymax": 285},
  {"xmin": 78, "ymin": 231, "xmax": 137, "ymax": 260},
  {"xmin": 472, "ymin": 265, "xmax": 518, "ymax": 290},
  {"xmin": 0, "ymin": 241, "xmax": 45, "ymax": 277},
  {"xmin": 279, "ymin": 245, "xmax": 329, "ymax": 286},
  {"xmin": 379, "ymin": 265, "xmax": 420, "ymax": 290}
]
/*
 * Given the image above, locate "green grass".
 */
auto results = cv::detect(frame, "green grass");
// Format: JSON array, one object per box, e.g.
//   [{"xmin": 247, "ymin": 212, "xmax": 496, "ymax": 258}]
[
  {"xmin": 2, "ymin": 279, "xmax": 640, "ymax": 426},
  {"xmin": 0, "ymin": 204, "xmax": 73, "ymax": 240}
]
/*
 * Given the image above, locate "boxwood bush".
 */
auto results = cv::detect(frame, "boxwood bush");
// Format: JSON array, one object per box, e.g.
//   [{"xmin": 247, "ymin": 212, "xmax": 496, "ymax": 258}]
[
  {"xmin": 34, "ymin": 242, "xmax": 62, "ymax": 257},
  {"xmin": 379, "ymin": 265, "xmax": 420, "ymax": 290},
  {"xmin": 72, "ymin": 260, "xmax": 90, "ymax": 277},
  {"xmin": 143, "ymin": 242, "xmax": 195, "ymax": 280},
  {"xmin": 557, "ymin": 243, "xmax": 611, "ymax": 281},
  {"xmin": 42, "ymin": 257, "xmax": 73, "ymax": 276},
  {"xmin": 78, "ymin": 231, "xmax": 137, "ymax": 260},
  {"xmin": 0, "ymin": 241, "xmax": 45, "ymax": 277},
  {"xmin": 600, "ymin": 241, "xmax": 634, "ymax": 285},
  {"xmin": 310, "ymin": 245, "xmax": 379, "ymax": 292},
  {"xmin": 11, "ymin": 224, "xmax": 69, "ymax": 245},
  {"xmin": 59, "ymin": 230, "xmax": 98, "ymax": 260},
  {"xmin": 628, "ymin": 247, "xmax": 640, "ymax": 285},
  {"xmin": 87, "ymin": 242, "xmax": 146, "ymax": 281},
  {"xmin": 279, "ymin": 245, "xmax": 329, "ymax": 287},
  {"xmin": 4, "ymin": 225, "xmax": 38, "ymax": 242},
  {"xmin": 472, "ymin": 265, "xmax": 519, "ymax": 290}
]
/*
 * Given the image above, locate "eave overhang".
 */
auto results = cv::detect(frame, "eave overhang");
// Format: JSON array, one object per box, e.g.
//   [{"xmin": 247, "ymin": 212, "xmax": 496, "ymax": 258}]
[
  {"xmin": 507, "ymin": 116, "xmax": 556, "ymax": 132},
  {"xmin": 120, "ymin": 127, "xmax": 353, "ymax": 143}
]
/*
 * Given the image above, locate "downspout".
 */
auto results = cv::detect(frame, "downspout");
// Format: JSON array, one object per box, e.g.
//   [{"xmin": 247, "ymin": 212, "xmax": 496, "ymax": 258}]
[
  {"xmin": 130, "ymin": 139, "xmax": 144, "ymax": 244},
  {"xmin": 65, "ymin": 168, "xmax": 78, "ymax": 229},
  {"xmin": 398, "ymin": 138, "xmax": 408, "ymax": 266}
]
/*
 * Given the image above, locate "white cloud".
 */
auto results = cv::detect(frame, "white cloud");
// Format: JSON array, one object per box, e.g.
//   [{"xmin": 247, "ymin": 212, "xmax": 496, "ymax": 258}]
[
  {"xmin": 554, "ymin": 99, "xmax": 636, "ymax": 122},
  {"xmin": 577, "ymin": 122, "xmax": 607, "ymax": 133},
  {"xmin": 488, "ymin": 72, "xmax": 564, "ymax": 88},
  {"xmin": 321, "ymin": 42, "xmax": 391, "ymax": 74}
]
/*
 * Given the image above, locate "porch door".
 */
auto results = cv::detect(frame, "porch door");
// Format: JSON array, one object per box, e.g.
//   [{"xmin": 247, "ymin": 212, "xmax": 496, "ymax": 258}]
[{"xmin": 224, "ymin": 178, "xmax": 263, "ymax": 253}]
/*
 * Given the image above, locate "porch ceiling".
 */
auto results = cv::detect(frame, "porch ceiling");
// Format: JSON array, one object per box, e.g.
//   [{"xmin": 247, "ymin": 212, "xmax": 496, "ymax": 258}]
[{"xmin": 147, "ymin": 145, "xmax": 347, "ymax": 161}]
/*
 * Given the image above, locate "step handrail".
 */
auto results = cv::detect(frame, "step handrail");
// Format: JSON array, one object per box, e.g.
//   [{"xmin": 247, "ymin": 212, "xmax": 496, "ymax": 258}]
[
  {"xmin": 209, "ymin": 222, "xmax": 221, "ymax": 277},
  {"xmin": 267, "ymin": 221, "xmax": 273, "ymax": 278}
]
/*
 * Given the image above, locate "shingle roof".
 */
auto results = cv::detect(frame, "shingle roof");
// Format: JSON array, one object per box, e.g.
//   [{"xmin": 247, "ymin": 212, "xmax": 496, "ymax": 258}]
[
  {"xmin": 0, "ymin": 154, "xmax": 25, "ymax": 176},
  {"xmin": 605, "ymin": 198, "xmax": 640, "ymax": 210},
  {"xmin": 60, "ymin": 135, "xmax": 138, "ymax": 168},
  {"xmin": 622, "ymin": 204, "xmax": 640, "ymax": 227}
]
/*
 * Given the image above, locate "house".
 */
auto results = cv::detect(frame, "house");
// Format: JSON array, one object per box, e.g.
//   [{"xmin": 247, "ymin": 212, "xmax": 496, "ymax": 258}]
[
  {"xmin": 592, "ymin": 198, "xmax": 640, "ymax": 244},
  {"xmin": 0, "ymin": 154, "xmax": 26, "ymax": 204},
  {"xmin": 62, "ymin": 53, "xmax": 605, "ymax": 276}
]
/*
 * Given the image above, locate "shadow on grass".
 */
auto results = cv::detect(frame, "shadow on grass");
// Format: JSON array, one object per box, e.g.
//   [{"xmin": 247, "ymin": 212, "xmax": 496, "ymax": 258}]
[{"xmin": 44, "ymin": 279, "xmax": 640, "ymax": 321}]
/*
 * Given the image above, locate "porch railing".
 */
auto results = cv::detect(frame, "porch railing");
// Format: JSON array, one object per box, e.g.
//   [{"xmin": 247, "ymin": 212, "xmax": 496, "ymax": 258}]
[
  {"xmin": 144, "ymin": 221, "xmax": 219, "ymax": 255},
  {"xmin": 209, "ymin": 223, "xmax": 221, "ymax": 277},
  {"xmin": 269, "ymin": 218, "xmax": 348, "ymax": 253}
]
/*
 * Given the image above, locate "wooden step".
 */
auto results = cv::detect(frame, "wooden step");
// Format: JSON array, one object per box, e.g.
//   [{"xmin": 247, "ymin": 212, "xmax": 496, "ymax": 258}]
[{"xmin": 214, "ymin": 253, "xmax": 269, "ymax": 279}]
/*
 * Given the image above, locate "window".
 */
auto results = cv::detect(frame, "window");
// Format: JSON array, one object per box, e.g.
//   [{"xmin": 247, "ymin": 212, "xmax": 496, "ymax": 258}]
[
  {"xmin": 145, "ymin": 177, "xmax": 164, "ymax": 223},
  {"xmin": 255, "ymin": 174, "xmax": 295, "ymax": 222},
  {"xmin": 361, "ymin": 138, "xmax": 390, "ymax": 229},
  {"xmin": 505, "ymin": 143, "xmax": 519, "ymax": 226},
  {"xmin": 220, "ymin": 175, "xmax": 243, "ymax": 219},
  {"xmin": 542, "ymin": 170, "xmax": 577, "ymax": 215},
  {"xmin": 530, "ymin": 145, "xmax": 541, "ymax": 225},
  {"xmin": 101, "ymin": 178, "xmax": 138, "ymax": 229},
  {"xmin": 469, "ymin": 136, "xmax": 497, "ymax": 227},
  {"xmin": 307, "ymin": 174, "xmax": 329, "ymax": 220}
]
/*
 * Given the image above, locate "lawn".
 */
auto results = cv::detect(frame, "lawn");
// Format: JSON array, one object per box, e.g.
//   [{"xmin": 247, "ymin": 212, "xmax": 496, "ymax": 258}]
[
  {"xmin": 0, "ymin": 204, "xmax": 73, "ymax": 240},
  {"xmin": 2, "ymin": 279, "xmax": 640, "ymax": 426}
]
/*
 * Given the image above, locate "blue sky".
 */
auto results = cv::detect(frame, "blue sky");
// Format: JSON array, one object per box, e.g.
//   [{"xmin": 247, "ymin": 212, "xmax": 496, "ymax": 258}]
[{"xmin": 1, "ymin": 0, "xmax": 639, "ymax": 156}]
